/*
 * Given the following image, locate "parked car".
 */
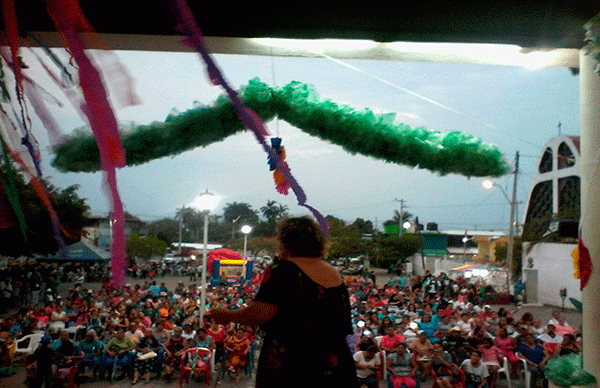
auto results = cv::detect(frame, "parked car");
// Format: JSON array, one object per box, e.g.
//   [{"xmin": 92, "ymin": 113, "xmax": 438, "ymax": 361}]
[{"xmin": 342, "ymin": 263, "xmax": 364, "ymax": 275}]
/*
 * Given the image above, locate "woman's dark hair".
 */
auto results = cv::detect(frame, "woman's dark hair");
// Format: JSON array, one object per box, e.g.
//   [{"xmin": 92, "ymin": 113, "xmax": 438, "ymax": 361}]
[
  {"xmin": 563, "ymin": 334, "xmax": 575, "ymax": 342},
  {"xmin": 277, "ymin": 216, "xmax": 326, "ymax": 258},
  {"xmin": 520, "ymin": 312, "xmax": 534, "ymax": 323}
]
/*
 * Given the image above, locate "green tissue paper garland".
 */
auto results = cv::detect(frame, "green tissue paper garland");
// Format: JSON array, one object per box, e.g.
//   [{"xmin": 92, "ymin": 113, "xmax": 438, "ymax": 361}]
[{"xmin": 51, "ymin": 78, "xmax": 509, "ymax": 177}]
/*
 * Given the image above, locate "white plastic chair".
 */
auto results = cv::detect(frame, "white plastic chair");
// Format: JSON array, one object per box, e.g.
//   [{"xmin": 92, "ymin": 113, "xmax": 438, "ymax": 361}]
[
  {"xmin": 519, "ymin": 358, "xmax": 531, "ymax": 388},
  {"xmin": 373, "ymin": 336, "xmax": 387, "ymax": 382},
  {"xmin": 14, "ymin": 333, "xmax": 44, "ymax": 356},
  {"xmin": 497, "ymin": 356, "xmax": 511, "ymax": 388},
  {"xmin": 64, "ymin": 325, "xmax": 86, "ymax": 341}
]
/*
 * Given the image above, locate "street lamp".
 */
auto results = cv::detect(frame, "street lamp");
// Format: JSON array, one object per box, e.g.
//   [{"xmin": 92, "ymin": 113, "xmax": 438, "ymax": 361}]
[
  {"xmin": 241, "ymin": 225, "xmax": 252, "ymax": 259},
  {"xmin": 177, "ymin": 205, "xmax": 186, "ymax": 255},
  {"xmin": 192, "ymin": 189, "xmax": 219, "ymax": 321},
  {"xmin": 462, "ymin": 233, "xmax": 471, "ymax": 261},
  {"xmin": 482, "ymin": 179, "xmax": 517, "ymax": 294}
]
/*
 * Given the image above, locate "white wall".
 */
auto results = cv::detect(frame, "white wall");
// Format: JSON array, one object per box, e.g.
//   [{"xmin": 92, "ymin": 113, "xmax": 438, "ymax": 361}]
[{"xmin": 522, "ymin": 242, "xmax": 581, "ymax": 307}]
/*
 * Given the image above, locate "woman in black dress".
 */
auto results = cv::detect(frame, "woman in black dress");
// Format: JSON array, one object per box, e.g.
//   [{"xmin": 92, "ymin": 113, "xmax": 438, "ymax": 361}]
[{"xmin": 207, "ymin": 216, "xmax": 358, "ymax": 388}]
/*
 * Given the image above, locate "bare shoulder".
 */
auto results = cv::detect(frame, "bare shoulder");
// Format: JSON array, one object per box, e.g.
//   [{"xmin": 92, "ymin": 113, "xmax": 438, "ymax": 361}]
[
  {"xmin": 320, "ymin": 260, "xmax": 343, "ymax": 280},
  {"xmin": 288, "ymin": 258, "xmax": 343, "ymax": 288}
]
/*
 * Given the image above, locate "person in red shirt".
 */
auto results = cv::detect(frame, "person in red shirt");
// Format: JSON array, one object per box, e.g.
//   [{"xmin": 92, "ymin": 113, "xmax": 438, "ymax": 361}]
[
  {"xmin": 368, "ymin": 295, "xmax": 385, "ymax": 308},
  {"xmin": 380, "ymin": 324, "xmax": 406, "ymax": 352},
  {"xmin": 207, "ymin": 320, "xmax": 227, "ymax": 364}
]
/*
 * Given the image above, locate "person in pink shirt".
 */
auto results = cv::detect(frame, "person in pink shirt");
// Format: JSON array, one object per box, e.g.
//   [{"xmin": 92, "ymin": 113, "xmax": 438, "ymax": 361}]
[
  {"xmin": 552, "ymin": 317, "xmax": 575, "ymax": 336},
  {"xmin": 494, "ymin": 328, "xmax": 519, "ymax": 378},
  {"xmin": 479, "ymin": 337, "xmax": 505, "ymax": 388}
]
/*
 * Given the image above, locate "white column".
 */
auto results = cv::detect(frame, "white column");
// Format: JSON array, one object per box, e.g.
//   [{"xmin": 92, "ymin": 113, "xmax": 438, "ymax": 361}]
[{"xmin": 579, "ymin": 46, "xmax": 600, "ymax": 381}]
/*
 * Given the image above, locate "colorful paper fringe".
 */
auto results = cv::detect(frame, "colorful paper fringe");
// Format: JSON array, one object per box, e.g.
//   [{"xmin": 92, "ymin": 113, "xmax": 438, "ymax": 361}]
[
  {"xmin": 167, "ymin": 0, "xmax": 328, "ymax": 234},
  {"xmin": 52, "ymin": 78, "xmax": 509, "ymax": 178},
  {"xmin": 0, "ymin": 3, "xmax": 66, "ymax": 255},
  {"xmin": 269, "ymin": 137, "xmax": 290, "ymax": 195},
  {"xmin": 577, "ymin": 237, "xmax": 592, "ymax": 290},
  {"xmin": 47, "ymin": 0, "xmax": 127, "ymax": 287}
]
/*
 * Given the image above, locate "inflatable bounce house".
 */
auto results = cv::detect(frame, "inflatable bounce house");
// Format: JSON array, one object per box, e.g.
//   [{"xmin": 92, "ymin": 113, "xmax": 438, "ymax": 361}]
[{"xmin": 207, "ymin": 249, "xmax": 253, "ymax": 285}]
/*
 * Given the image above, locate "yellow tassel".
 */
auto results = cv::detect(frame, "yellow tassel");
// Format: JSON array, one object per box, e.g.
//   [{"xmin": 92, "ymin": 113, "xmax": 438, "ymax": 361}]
[{"xmin": 571, "ymin": 246, "xmax": 580, "ymax": 279}]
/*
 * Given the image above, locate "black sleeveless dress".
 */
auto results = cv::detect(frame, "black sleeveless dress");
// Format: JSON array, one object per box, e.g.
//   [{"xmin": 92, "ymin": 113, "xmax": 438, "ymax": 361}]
[{"xmin": 254, "ymin": 260, "xmax": 358, "ymax": 388}]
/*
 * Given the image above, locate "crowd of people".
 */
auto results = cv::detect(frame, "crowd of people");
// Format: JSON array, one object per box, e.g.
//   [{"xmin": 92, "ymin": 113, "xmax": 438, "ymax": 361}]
[
  {"xmin": 0, "ymin": 265, "xmax": 261, "ymax": 388},
  {"xmin": 347, "ymin": 271, "xmax": 581, "ymax": 388},
  {"xmin": 0, "ymin": 261, "xmax": 583, "ymax": 388},
  {"xmin": 0, "ymin": 262, "xmax": 106, "ymax": 314}
]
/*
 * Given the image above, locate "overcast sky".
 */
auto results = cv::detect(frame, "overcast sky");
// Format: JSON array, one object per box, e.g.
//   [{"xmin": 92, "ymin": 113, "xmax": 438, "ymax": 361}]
[{"xmin": 21, "ymin": 48, "xmax": 580, "ymax": 234}]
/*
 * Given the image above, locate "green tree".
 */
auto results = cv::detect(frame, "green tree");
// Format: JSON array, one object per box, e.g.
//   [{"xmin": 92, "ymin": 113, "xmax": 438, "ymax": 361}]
[
  {"xmin": 494, "ymin": 244, "xmax": 508, "ymax": 265},
  {"xmin": 147, "ymin": 218, "xmax": 180, "ymax": 244},
  {"xmin": 352, "ymin": 218, "xmax": 374, "ymax": 234},
  {"xmin": 384, "ymin": 210, "xmax": 414, "ymax": 227},
  {"xmin": 495, "ymin": 237, "xmax": 523, "ymax": 278},
  {"xmin": 259, "ymin": 200, "xmax": 289, "ymax": 236},
  {"xmin": 222, "ymin": 202, "xmax": 259, "ymax": 224},
  {"xmin": 373, "ymin": 234, "xmax": 421, "ymax": 269},
  {"xmin": 260, "ymin": 200, "xmax": 279, "ymax": 222},
  {"xmin": 327, "ymin": 221, "xmax": 365, "ymax": 260},
  {"xmin": 0, "ymin": 163, "xmax": 90, "ymax": 256},
  {"xmin": 126, "ymin": 233, "xmax": 167, "ymax": 259},
  {"xmin": 325, "ymin": 214, "xmax": 346, "ymax": 226}
]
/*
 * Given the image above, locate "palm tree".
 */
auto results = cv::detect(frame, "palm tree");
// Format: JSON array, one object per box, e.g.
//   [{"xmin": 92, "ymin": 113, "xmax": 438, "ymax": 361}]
[
  {"xmin": 384, "ymin": 210, "xmax": 413, "ymax": 227},
  {"xmin": 261, "ymin": 200, "xmax": 289, "ymax": 223},
  {"xmin": 260, "ymin": 200, "xmax": 279, "ymax": 223},
  {"xmin": 277, "ymin": 203, "xmax": 289, "ymax": 218},
  {"xmin": 394, "ymin": 209, "xmax": 413, "ymax": 223},
  {"xmin": 174, "ymin": 206, "xmax": 200, "ymax": 243}
]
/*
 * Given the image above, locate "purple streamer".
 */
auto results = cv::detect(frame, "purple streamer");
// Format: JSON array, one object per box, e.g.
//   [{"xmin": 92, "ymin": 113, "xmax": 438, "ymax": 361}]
[{"xmin": 168, "ymin": 0, "xmax": 326, "ymax": 234}]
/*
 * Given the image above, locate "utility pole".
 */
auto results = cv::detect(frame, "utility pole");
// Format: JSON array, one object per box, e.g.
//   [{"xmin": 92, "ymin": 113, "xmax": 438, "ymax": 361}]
[
  {"xmin": 506, "ymin": 151, "xmax": 519, "ymax": 293},
  {"xmin": 178, "ymin": 205, "xmax": 185, "ymax": 255},
  {"xmin": 394, "ymin": 199, "xmax": 406, "ymax": 236}
]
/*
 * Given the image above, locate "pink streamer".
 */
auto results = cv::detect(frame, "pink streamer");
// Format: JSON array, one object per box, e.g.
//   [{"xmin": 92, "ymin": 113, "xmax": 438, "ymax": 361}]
[
  {"xmin": 103, "ymin": 168, "xmax": 126, "ymax": 287},
  {"xmin": 59, "ymin": 29, "xmax": 125, "ymax": 169},
  {"xmin": 92, "ymin": 51, "xmax": 142, "ymax": 109},
  {"xmin": 48, "ymin": 5, "xmax": 127, "ymax": 287},
  {"xmin": 23, "ymin": 80, "xmax": 65, "ymax": 146}
]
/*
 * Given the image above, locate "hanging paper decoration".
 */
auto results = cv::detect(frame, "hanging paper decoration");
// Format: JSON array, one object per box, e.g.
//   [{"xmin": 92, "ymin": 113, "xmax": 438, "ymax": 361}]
[
  {"xmin": 269, "ymin": 137, "xmax": 290, "ymax": 195},
  {"xmin": 46, "ymin": 0, "xmax": 128, "ymax": 287},
  {"xmin": 0, "ymin": 5, "xmax": 67, "ymax": 256},
  {"xmin": 267, "ymin": 137, "xmax": 281, "ymax": 171},
  {"xmin": 52, "ymin": 78, "xmax": 509, "ymax": 178},
  {"xmin": 571, "ymin": 245, "xmax": 580, "ymax": 279},
  {"xmin": 167, "ymin": 0, "xmax": 329, "ymax": 235},
  {"xmin": 0, "ymin": 137, "xmax": 28, "ymax": 238},
  {"xmin": 577, "ymin": 237, "xmax": 592, "ymax": 290},
  {"xmin": 2, "ymin": 0, "xmax": 24, "ymax": 91}
]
